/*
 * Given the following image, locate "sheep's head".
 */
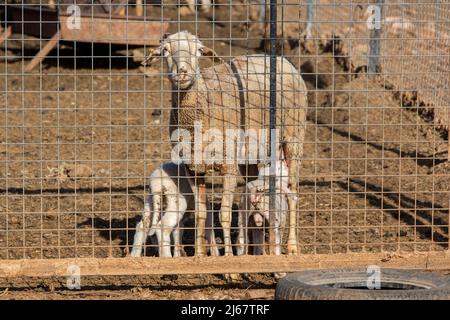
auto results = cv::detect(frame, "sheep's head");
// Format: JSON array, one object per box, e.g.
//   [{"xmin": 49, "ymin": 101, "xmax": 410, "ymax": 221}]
[{"xmin": 142, "ymin": 31, "xmax": 223, "ymax": 90}]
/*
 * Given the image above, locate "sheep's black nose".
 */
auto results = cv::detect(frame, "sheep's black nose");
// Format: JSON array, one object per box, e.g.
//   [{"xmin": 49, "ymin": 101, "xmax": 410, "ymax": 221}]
[{"xmin": 179, "ymin": 66, "xmax": 187, "ymax": 74}]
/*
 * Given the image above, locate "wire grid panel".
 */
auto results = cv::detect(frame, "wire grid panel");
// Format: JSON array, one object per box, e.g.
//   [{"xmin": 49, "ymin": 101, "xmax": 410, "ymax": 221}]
[{"xmin": 0, "ymin": 1, "xmax": 448, "ymax": 263}]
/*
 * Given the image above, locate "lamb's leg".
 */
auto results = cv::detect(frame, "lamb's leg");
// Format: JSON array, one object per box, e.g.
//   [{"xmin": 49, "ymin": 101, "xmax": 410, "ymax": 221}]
[
  {"xmin": 236, "ymin": 209, "xmax": 248, "ymax": 256},
  {"xmin": 173, "ymin": 227, "xmax": 183, "ymax": 257},
  {"xmin": 205, "ymin": 201, "xmax": 220, "ymax": 257},
  {"xmin": 252, "ymin": 229, "xmax": 264, "ymax": 255},
  {"xmin": 130, "ymin": 195, "xmax": 152, "ymax": 257},
  {"xmin": 220, "ymin": 173, "xmax": 237, "ymax": 256},
  {"xmin": 273, "ymin": 221, "xmax": 287, "ymax": 279},
  {"xmin": 155, "ymin": 211, "xmax": 179, "ymax": 257}
]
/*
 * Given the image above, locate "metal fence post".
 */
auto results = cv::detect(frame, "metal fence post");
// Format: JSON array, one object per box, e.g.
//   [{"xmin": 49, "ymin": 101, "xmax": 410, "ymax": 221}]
[
  {"xmin": 368, "ymin": 0, "xmax": 384, "ymax": 77},
  {"xmin": 259, "ymin": 0, "xmax": 266, "ymax": 29},
  {"xmin": 269, "ymin": 0, "xmax": 277, "ymax": 255},
  {"xmin": 306, "ymin": 0, "xmax": 315, "ymax": 39}
]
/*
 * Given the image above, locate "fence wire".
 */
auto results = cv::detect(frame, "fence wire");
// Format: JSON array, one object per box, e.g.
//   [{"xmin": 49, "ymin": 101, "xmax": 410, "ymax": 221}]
[{"xmin": 0, "ymin": 1, "xmax": 448, "ymax": 265}]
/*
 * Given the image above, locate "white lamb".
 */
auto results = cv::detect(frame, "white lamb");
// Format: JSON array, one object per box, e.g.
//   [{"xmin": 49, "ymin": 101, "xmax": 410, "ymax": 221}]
[
  {"xmin": 237, "ymin": 157, "xmax": 297, "ymax": 256},
  {"xmin": 131, "ymin": 162, "xmax": 218, "ymax": 258}
]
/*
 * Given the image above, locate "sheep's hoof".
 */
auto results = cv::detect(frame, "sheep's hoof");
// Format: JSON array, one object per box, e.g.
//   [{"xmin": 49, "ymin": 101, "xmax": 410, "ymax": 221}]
[
  {"xmin": 287, "ymin": 242, "xmax": 298, "ymax": 255},
  {"xmin": 195, "ymin": 245, "xmax": 207, "ymax": 257}
]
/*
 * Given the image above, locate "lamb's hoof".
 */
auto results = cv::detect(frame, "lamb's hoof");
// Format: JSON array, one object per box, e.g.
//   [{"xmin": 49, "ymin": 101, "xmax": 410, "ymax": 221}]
[
  {"xmin": 174, "ymin": 249, "xmax": 187, "ymax": 258},
  {"xmin": 223, "ymin": 247, "xmax": 233, "ymax": 257},
  {"xmin": 130, "ymin": 249, "xmax": 142, "ymax": 257},
  {"xmin": 209, "ymin": 246, "xmax": 220, "ymax": 257},
  {"xmin": 274, "ymin": 272, "xmax": 287, "ymax": 279},
  {"xmin": 224, "ymin": 273, "xmax": 240, "ymax": 282}
]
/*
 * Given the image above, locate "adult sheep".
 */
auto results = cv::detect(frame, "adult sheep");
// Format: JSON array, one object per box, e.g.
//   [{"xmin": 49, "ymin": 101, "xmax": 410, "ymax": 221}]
[{"xmin": 142, "ymin": 31, "xmax": 307, "ymax": 256}]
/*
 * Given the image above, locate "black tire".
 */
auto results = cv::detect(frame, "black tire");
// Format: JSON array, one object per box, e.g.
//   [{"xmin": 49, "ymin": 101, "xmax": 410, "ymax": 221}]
[{"xmin": 275, "ymin": 268, "xmax": 450, "ymax": 300}]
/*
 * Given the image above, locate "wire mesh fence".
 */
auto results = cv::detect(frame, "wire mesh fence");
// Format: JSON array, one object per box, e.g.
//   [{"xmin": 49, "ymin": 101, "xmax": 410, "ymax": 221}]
[{"xmin": 0, "ymin": 1, "xmax": 448, "ymax": 275}]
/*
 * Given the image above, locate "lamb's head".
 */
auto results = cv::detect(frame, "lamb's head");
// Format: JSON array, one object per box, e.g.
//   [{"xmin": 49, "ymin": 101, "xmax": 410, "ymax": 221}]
[
  {"xmin": 142, "ymin": 31, "xmax": 222, "ymax": 90},
  {"xmin": 247, "ymin": 178, "xmax": 298, "ymax": 212}
]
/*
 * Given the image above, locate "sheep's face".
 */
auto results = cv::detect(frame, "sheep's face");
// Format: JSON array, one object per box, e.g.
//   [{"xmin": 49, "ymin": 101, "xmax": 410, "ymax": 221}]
[
  {"xmin": 142, "ymin": 31, "xmax": 223, "ymax": 90},
  {"xmin": 162, "ymin": 32, "xmax": 202, "ymax": 89}
]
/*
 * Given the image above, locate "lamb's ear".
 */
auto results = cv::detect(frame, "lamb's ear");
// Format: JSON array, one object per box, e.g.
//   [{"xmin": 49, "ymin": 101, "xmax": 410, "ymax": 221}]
[
  {"xmin": 247, "ymin": 179, "xmax": 266, "ymax": 193},
  {"xmin": 246, "ymin": 180, "xmax": 260, "ymax": 192},
  {"xmin": 199, "ymin": 46, "xmax": 224, "ymax": 63},
  {"xmin": 141, "ymin": 46, "xmax": 163, "ymax": 66}
]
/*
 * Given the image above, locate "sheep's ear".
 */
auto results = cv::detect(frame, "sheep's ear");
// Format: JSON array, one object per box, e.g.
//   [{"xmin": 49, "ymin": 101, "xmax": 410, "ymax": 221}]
[
  {"xmin": 141, "ymin": 46, "xmax": 163, "ymax": 66},
  {"xmin": 199, "ymin": 46, "xmax": 223, "ymax": 63}
]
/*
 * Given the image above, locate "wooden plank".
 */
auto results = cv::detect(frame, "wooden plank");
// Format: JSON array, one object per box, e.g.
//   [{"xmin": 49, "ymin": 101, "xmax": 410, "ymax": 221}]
[
  {"xmin": 0, "ymin": 251, "xmax": 449, "ymax": 278},
  {"xmin": 24, "ymin": 31, "xmax": 60, "ymax": 73}
]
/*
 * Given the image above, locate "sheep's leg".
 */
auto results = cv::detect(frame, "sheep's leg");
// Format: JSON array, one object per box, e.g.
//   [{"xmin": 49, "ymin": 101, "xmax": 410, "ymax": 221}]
[
  {"xmin": 287, "ymin": 162, "xmax": 299, "ymax": 255},
  {"xmin": 186, "ymin": 0, "xmax": 195, "ymax": 12},
  {"xmin": 220, "ymin": 173, "xmax": 237, "ymax": 256},
  {"xmin": 274, "ymin": 215, "xmax": 282, "ymax": 256},
  {"xmin": 221, "ymin": 173, "xmax": 239, "ymax": 281},
  {"xmin": 200, "ymin": 0, "xmax": 211, "ymax": 13},
  {"xmin": 195, "ymin": 183, "xmax": 208, "ymax": 256},
  {"xmin": 130, "ymin": 195, "xmax": 152, "ymax": 257},
  {"xmin": 287, "ymin": 195, "xmax": 298, "ymax": 255}
]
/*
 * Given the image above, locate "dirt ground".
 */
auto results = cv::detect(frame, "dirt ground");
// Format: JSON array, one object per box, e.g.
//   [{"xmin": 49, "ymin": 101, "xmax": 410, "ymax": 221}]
[{"xmin": 0, "ymin": 1, "xmax": 449, "ymax": 299}]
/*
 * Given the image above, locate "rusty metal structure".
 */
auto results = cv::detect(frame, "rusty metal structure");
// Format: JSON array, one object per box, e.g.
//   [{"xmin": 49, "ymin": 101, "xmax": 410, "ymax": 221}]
[{"xmin": 0, "ymin": 2, "xmax": 168, "ymax": 71}]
